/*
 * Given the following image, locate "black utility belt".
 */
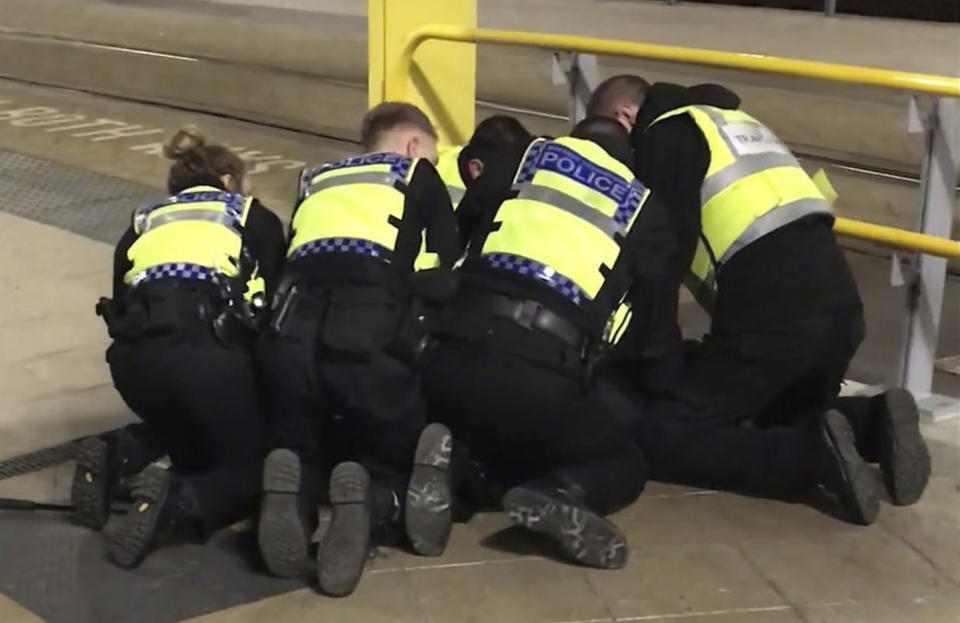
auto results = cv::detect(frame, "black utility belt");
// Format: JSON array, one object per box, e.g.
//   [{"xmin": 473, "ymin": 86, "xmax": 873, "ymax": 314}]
[{"xmin": 456, "ymin": 291, "xmax": 586, "ymax": 349}]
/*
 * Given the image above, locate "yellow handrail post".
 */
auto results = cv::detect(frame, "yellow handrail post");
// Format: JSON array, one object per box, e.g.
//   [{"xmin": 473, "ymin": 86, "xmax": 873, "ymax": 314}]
[{"xmin": 369, "ymin": 0, "xmax": 476, "ymax": 146}]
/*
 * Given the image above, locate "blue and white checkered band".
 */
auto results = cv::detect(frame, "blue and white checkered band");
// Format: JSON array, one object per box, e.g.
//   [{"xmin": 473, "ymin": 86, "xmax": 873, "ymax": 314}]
[
  {"xmin": 130, "ymin": 262, "xmax": 216, "ymax": 287},
  {"xmin": 311, "ymin": 153, "xmax": 413, "ymax": 179},
  {"xmin": 515, "ymin": 141, "xmax": 646, "ymax": 225},
  {"xmin": 482, "ymin": 253, "xmax": 585, "ymax": 306},
  {"xmin": 291, "ymin": 237, "xmax": 392, "ymax": 263}
]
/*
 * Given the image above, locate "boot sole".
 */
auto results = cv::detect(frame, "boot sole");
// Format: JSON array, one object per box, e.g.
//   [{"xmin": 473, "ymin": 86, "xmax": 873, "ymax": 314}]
[
  {"xmin": 71, "ymin": 438, "xmax": 111, "ymax": 530},
  {"xmin": 405, "ymin": 423, "xmax": 454, "ymax": 556},
  {"xmin": 108, "ymin": 466, "xmax": 170, "ymax": 569},
  {"xmin": 259, "ymin": 449, "xmax": 309, "ymax": 578},
  {"xmin": 881, "ymin": 389, "xmax": 931, "ymax": 506},
  {"xmin": 823, "ymin": 409, "xmax": 880, "ymax": 525},
  {"xmin": 317, "ymin": 462, "xmax": 371, "ymax": 597},
  {"xmin": 502, "ymin": 486, "xmax": 628, "ymax": 569}
]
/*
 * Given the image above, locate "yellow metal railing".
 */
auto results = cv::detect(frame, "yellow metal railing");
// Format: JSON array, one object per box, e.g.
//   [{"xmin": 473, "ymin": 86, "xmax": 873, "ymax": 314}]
[{"xmin": 389, "ymin": 25, "xmax": 960, "ymax": 260}]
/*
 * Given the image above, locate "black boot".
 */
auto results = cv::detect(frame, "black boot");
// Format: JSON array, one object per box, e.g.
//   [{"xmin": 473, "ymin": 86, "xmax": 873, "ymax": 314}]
[
  {"xmin": 870, "ymin": 389, "xmax": 931, "ymax": 506},
  {"xmin": 108, "ymin": 466, "xmax": 201, "ymax": 569},
  {"xmin": 818, "ymin": 410, "xmax": 881, "ymax": 525},
  {"xmin": 405, "ymin": 423, "xmax": 454, "ymax": 556},
  {"xmin": 259, "ymin": 449, "xmax": 313, "ymax": 578},
  {"xmin": 502, "ymin": 480, "xmax": 628, "ymax": 570},
  {"xmin": 71, "ymin": 437, "xmax": 115, "ymax": 530},
  {"xmin": 317, "ymin": 461, "xmax": 372, "ymax": 597}
]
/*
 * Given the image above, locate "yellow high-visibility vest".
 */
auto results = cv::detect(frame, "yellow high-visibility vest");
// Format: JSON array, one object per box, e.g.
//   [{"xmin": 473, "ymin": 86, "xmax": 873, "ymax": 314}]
[
  {"xmin": 125, "ymin": 185, "xmax": 258, "ymax": 297},
  {"xmin": 289, "ymin": 152, "xmax": 419, "ymax": 265},
  {"xmin": 479, "ymin": 137, "xmax": 650, "ymax": 343},
  {"xmin": 436, "ymin": 144, "xmax": 467, "ymax": 208},
  {"xmin": 651, "ymin": 105, "xmax": 832, "ymax": 307}
]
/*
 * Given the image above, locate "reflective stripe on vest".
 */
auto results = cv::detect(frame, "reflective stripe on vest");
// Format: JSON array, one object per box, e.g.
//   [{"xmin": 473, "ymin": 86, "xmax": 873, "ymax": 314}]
[
  {"xmin": 288, "ymin": 152, "xmax": 418, "ymax": 263},
  {"xmin": 480, "ymin": 137, "xmax": 649, "ymax": 306},
  {"xmin": 436, "ymin": 145, "xmax": 467, "ymax": 208},
  {"xmin": 124, "ymin": 186, "xmax": 252, "ymax": 287},
  {"xmin": 650, "ymin": 105, "xmax": 832, "ymax": 302}
]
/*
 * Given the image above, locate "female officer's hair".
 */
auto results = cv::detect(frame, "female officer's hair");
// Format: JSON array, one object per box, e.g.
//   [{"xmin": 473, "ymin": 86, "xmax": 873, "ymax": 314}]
[
  {"xmin": 360, "ymin": 102, "xmax": 438, "ymax": 151},
  {"xmin": 586, "ymin": 75, "xmax": 650, "ymax": 119},
  {"xmin": 163, "ymin": 127, "xmax": 246, "ymax": 194}
]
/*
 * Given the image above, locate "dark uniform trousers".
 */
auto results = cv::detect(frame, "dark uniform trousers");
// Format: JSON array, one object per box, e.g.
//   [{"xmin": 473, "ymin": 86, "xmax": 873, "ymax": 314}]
[
  {"xmin": 620, "ymin": 305, "xmax": 868, "ymax": 495},
  {"xmin": 257, "ymin": 282, "xmax": 426, "ymax": 515},
  {"xmin": 423, "ymin": 330, "xmax": 648, "ymax": 516},
  {"xmin": 107, "ymin": 319, "xmax": 265, "ymax": 537}
]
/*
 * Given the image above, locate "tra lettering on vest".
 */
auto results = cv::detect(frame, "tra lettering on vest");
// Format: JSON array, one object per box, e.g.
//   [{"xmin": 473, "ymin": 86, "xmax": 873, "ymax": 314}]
[
  {"xmin": 719, "ymin": 122, "xmax": 790, "ymax": 157},
  {"xmin": 536, "ymin": 143, "xmax": 631, "ymax": 204}
]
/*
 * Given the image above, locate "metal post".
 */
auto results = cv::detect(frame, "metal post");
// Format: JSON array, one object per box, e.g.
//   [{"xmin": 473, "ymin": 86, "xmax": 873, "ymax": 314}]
[
  {"xmin": 895, "ymin": 96, "xmax": 960, "ymax": 421},
  {"xmin": 551, "ymin": 52, "xmax": 600, "ymax": 130},
  {"xmin": 824, "ymin": 0, "xmax": 837, "ymax": 17}
]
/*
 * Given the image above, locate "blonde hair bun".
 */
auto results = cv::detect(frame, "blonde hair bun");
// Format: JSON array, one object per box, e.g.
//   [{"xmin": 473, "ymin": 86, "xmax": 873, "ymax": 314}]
[{"xmin": 163, "ymin": 126, "xmax": 206, "ymax": 160}]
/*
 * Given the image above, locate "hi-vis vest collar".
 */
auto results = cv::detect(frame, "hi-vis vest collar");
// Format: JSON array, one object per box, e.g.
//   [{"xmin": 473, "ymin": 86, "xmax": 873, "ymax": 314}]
[
  {"xmin": 436, "ymin": 145, "xmax": 466, "ymax": 207},
  {"xmin": 125, "ymin": 185, "xmax": 252, "ymax": 287},
  {"xmin": 650, "ymin": 105, "xmax": 830, "ymax": 308},
  {"xmin": 298, "ymin": 152, "xmax": 414, "ymax": 202},
  {"xmin": 133, "ymin": 187, "xmax": 247, "ymax": 237},
  {"xmin": 482, "ymin": 137, "xmax": 647, "ymax": 306},
  {"xmin": 288, "ymin": 152, "xmax": 418, "ymax": 263},
  {"xmin": 513, "ymin": 139, "xmax": 646, "ymax": 241}
]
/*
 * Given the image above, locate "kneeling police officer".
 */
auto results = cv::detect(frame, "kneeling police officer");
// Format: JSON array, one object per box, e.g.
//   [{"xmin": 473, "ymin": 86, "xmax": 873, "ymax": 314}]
[
  {"xmin": 72, "ymin": 127, "xmax": 285, "ymax": 568},
  {"xmin": 257, "ymin": 102, "xmax": 461, "ymax": 596},
  {"xmin": 423, "ymin": 116, "xmax": 678, "ymax": 569}
]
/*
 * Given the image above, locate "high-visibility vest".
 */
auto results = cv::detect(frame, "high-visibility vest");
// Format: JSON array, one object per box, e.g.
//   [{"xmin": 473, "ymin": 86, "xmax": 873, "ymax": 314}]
[
  {"xmin": 478, "ymin": 136, "xmax": 649, "ymax": 342},
  {"xmin": 651, "ymin": 105, "xmax": 832, "ymax": 305},
  {"xmin": 436, "ymin": 145, "xmax": 467, "ymax": 208},
  {"xmin": 125, "ymin": 185, "xmax": 258, "ymax": 297},
  {"xmin": 289, "ymin": 152, "xmax": 419, "ymax": 266}
]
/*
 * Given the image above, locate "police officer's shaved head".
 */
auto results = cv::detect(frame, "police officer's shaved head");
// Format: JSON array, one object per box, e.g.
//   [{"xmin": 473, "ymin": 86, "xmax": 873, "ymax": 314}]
[
  {"xmin": 361, "ymin": 101, "xmax": 439, "ymax": 162},
  {"xmin": 587, "ymin": 75, "xmax": 650, "ymax": 133}
]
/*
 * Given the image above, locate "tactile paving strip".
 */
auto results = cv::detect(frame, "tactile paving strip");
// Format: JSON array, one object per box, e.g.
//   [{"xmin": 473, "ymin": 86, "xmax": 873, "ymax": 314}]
[{"xmin": 0, "ymin": 148, "xmax": 163, "ymax": 244}]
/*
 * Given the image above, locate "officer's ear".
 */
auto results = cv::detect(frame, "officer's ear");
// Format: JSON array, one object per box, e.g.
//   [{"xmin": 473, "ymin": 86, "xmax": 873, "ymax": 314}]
[
  {"xmin": 614, "ymin": 104, "xmax": 639, "ymax": 134},
  {"xmin": 467, "ymin": 158, "xmax": 484, "ymax": 181}
]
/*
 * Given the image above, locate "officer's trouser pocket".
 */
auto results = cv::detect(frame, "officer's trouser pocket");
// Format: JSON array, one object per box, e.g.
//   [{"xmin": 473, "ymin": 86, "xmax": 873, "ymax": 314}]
[{"xmin": 319, "ymin": 286, "xmax": 401, "ymax": 354}]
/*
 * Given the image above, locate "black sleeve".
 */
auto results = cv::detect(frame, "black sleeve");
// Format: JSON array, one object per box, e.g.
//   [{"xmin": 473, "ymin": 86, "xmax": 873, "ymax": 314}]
[
  {"xmin": 616, "ymin": 191, "xmax": 684, "ymax": 392},
  {"xmin": 112, "ymin": 225, "xmax": 137, "ymax": 300},
  {"xmin": 456, "ymin": 149, "xmax": 520, "ymax": 250},
  {"xmin": 242, "ymin": 198, "xmax": 287, "ymax": 299},
  {"xmin": 631, "ymin": 117, "xmax": 709, "ymax": 282},
  {"xmin": 408, "ymin": 160, "xmax": 460, "ymax": 268}
]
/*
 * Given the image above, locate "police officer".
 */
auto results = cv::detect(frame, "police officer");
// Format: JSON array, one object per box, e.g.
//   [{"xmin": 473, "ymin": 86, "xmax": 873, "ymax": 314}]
[
  {"xmin": 593, "ymin": 77, "xmax": 930, "ymax": 522},
  {"xmin": 257, "ymin": 102, "xmax": 460, "ymax": 596},
  {"xmin": 423, "ymin": 116, "xmax": 677, "ymax": 569},
  {"xmin": 71, "ymin": 127, "xmax": 286, "ymax": 567}
]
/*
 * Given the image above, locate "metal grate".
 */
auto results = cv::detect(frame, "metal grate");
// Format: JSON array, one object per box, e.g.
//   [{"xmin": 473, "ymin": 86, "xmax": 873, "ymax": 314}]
[{"xmin": 0, "ymin": 148, "xmax": 163, "ymax": 244}]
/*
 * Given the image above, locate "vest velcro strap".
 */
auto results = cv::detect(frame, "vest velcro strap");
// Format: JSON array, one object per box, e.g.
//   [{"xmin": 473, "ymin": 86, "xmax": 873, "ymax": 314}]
[
  {"xmin": 307, "ymin": 171, "xmax": 405, "ymax": 196},
  {"xmin": 291, "ymin": 237, "xmax": 393, "ymax": 263},
  {"xmin": 701, "ymin": 152, "xmax": 801, "ymax": 206},
  {"xmin": 481, "ymin": 252, "xmax": 585, "ymax": 305},
  {"xmin": 717, "ymin": 197, "xmax": 831, "ymax": 265},
  {"xmin": 516, "ymin": 184, "xmax": 624, "ymax": 239},
  {"xmin": 140, "ymin": 209, "xmax": 243, "ymax": 234}
]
